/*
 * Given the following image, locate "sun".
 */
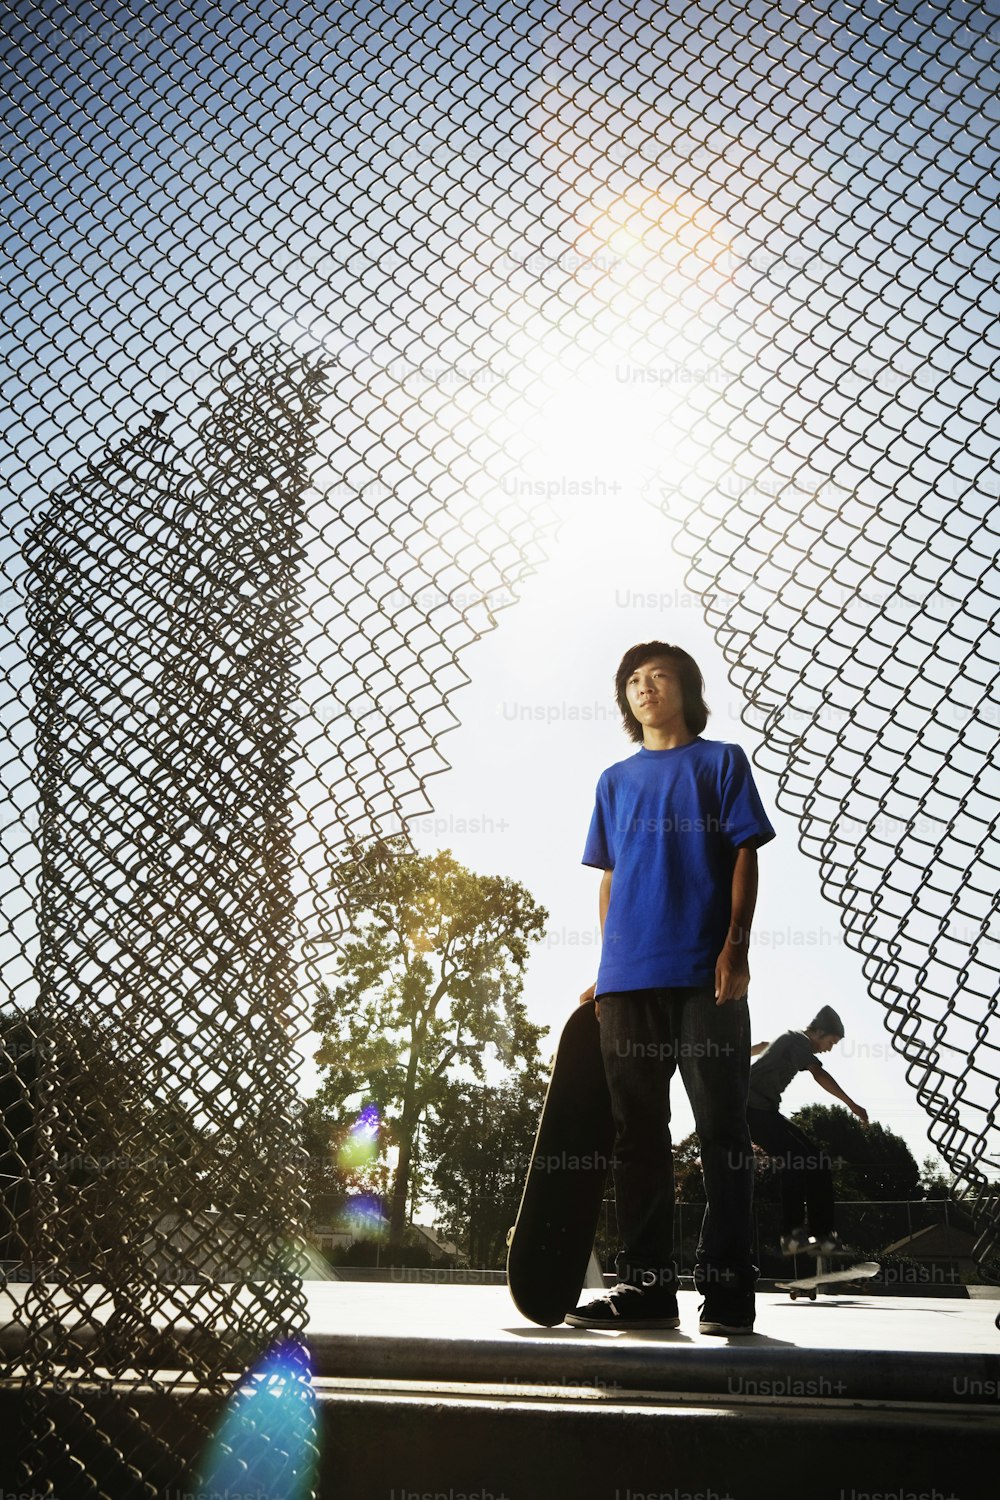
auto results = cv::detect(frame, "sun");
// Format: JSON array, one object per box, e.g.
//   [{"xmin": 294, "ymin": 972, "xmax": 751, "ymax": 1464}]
[
  {"xmin": 501, "ymin": 179, "xmax": 737, "ymax": 523},
  {"xmin": 578, "ymin": 184, "xmax": 737, "ymax": 296}
]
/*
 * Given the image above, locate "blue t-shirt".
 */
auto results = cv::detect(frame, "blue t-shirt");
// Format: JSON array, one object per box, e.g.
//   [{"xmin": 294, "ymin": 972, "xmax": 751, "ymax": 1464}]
[{"xmin": 582, "ymin": 738, "xmax": 776, "ymax": 994}]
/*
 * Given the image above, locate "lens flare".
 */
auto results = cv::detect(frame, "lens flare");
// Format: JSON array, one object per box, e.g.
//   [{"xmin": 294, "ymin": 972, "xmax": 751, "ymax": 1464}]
[
  {"xmin": 193, "ymin": 1338, "xmax": 318, "ymax": 1500},
  {"xmin": 337, "ymin": 1104, "xmax": 380, "ymax": 1170},
  {"xmin": 338, "ymin": 1191, "xmax": 386, "ymax": 1233}
]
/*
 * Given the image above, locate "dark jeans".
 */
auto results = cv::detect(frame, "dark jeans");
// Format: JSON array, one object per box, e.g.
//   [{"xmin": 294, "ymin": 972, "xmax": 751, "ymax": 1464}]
[
  {"xmin": 598, "ymin": 986, "xmax": 754, "ymax": 1295},
  {"xmin": 746, "ymin": 1107, "xmax": 835, "ymax": 1236}
]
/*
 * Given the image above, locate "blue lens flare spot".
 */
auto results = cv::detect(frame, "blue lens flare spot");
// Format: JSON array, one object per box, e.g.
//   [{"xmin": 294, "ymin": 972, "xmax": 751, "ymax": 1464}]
[
  {"xmin": 337, "ymin": 1192, "xmax": 385, "ymax": 1233},
  {"xmin": 193, "ymin": 1337, "xmax": 319, "ymax": 1500}
]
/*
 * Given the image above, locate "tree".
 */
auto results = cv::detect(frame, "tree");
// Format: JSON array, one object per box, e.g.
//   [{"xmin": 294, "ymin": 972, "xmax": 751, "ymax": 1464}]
[
  {"xmin": 917, "ymin": 1154, "xmax": 955, "ymax": 1198},
  {"xmin": 0, "ymin": 1003, "xmax": 208, "ymax": 1270},
  {"xmin": 675, "ymin": 1111, "xmax": 922, "ymax": 1208},
  {"xmin": 313, "ymin": 835, "xmax": 548, "ymax": 1241},
  {"xmin": 292, "ymin": 1094, "xmax": 347, "ymax": 1226},
  {"xmin": 671, "ymin": 1131, "xmax": 708, "ymax": 1202},
  {"xmin": 291, "ymin": 1092, "xmax": 393, "ymax": 1232},
  {"xmin": 789, "ymin": 1104, "xmax": 921, "ymax": 1200},
  {"xmin": 0, "ymin": 1009, "xmax": 41, "ymax": 1262},
  {"xmin": 424, "ymin": 1071, "xmax": 547, "ymax": 1267},
  {"xmin": 673, "ymin": 1131, "xmax": 780, "ymax": 1204}
]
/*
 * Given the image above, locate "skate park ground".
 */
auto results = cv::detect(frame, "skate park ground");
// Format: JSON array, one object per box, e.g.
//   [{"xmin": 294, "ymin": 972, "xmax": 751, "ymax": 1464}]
[{"xmin": 3, "ymin": 1276, "xmax": 1000, "ymax": 1499}]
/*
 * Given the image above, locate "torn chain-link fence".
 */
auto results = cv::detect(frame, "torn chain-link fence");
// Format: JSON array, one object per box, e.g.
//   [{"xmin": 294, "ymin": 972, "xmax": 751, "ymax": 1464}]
[{"xmin": 1, "ymin": 0, "xmax": 998, "ymax": 1494}]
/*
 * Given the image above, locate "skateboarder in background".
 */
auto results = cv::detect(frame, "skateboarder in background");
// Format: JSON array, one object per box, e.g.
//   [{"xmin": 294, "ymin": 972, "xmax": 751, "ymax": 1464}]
[
  {"xmin": 747, "ymin": 1005, "xmax": 869, "ymax": 1255},
  {"xmin": 566, "ymin": 642, "xmax": 775, "ymax": 1335}
]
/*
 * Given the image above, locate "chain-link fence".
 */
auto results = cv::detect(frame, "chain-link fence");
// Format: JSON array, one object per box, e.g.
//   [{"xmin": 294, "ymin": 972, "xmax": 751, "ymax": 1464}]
[{"xmin": 2, "ymin": 0, "xmax": 999, "ymax": 1494}]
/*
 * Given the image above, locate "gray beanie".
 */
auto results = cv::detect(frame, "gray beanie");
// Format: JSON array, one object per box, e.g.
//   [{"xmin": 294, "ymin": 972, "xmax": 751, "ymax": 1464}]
[{"xmin": 810, "ymin": 1005, "xmax": 845, "ymax": 1038}]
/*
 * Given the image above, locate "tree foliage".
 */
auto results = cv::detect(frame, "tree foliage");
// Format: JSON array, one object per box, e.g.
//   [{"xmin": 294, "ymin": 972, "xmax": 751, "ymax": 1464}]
[
  {"xmin": 424, "ymin": 1072, "xmax": 547, "ymax": 1267},
  {"xmin": 0, "ymin": 1004, "xmax": 206, "ymax": 1267},
  {"xmin": 312, "ymin": 835, "xmax": 548, "ymax": 1239},
  {"xmin": 671, "ymin": 1131, "xmax": 708, "ymax": 1202},
  {"xmin": 789, "ymin": 1103, "xmax": 921, "ymax": 1200},
  {"xmin": 672, "ymin": 1131, "xmax": 780, "ymax": 1204},
  {"xmin": 917, "ymin": 1154, "xmax": 956, "ymax": 1198},
  {"xmin": 674, "ymin": 1107, "xmax": 925, "ymax": 1208}
]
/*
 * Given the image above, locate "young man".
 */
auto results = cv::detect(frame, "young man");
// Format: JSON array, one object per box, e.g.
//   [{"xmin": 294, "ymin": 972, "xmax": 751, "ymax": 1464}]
[
  {"xmin": 566, "ymin": 642, "xmax": 775, "ymax": 1335},
  {"xmin": 747, "ymin": 1006, "xmax": 869, "ymax": 1255}
]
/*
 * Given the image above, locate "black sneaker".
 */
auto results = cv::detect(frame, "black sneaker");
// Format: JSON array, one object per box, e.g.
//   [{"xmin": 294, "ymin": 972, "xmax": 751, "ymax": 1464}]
[
  {"xmin": 565, "ymin": 1282, "xmax": 680, "ymax": 1328},
  {"xmin": 812, "ymin": 1230, "xmax": 844, "ymax": 1255},
  {"xmin": 698, "ymin": 1286, "xmax": 755, "ymax": 1335}
]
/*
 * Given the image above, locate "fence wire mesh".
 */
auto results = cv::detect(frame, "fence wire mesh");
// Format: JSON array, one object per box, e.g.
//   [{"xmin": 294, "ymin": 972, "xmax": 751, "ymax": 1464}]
[{"xmin": 1, "ymin": 0, "xmax": 999, "ymax": 1492}]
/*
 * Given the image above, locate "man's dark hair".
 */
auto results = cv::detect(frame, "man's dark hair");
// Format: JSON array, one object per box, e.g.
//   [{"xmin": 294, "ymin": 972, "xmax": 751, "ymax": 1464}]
[{"xmin": 614, "ymin": 642, "xmax": 710, "ymax": 742}]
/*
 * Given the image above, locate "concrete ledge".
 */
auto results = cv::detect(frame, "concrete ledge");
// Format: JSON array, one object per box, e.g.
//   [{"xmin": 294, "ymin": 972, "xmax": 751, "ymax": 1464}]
[
  {"xmin": 5, "ymin": 1282, "xmax": 1000, "ymax": 1499},
  {"xmin": 3, "ymin": 1382, "xmax": 997, "ymax": 1500},
  {"xmin": 5, "ymin": 1283, "xmax": 1000, "ymax": 1408},
  {"xmin": 314, "ymin": 1388, "xmax": 1000, "ymax": 1500},
  {"xmin": 309, "ymin": 1329, "xmax": 1000, "ymax": 1407}
]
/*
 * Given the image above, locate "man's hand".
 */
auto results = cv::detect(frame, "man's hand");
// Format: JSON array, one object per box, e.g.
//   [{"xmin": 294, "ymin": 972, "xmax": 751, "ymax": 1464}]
[
  {"xmin": 853, "ymin": 1104, "xmax": 870, "ymax": 1126},
  {"xmin": 579, "ymin": 981, "xmax": 599, "ymax": 1020},
  {"xmin": 714, "ymin": 940, "xmax": 750, "ymax": 1005}
]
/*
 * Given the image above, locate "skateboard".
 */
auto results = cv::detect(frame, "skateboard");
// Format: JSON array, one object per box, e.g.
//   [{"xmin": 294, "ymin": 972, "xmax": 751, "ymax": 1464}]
[
  {"xmin": 506, "ymin": 1001, "xmax": 616, "ymax": 1326},
  {"xmin": 775, "ymin": 1258, "xmax": 880, "ymax": 1301}
]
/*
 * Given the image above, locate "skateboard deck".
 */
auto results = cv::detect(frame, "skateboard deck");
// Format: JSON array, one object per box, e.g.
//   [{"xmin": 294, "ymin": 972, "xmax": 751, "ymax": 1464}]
[
  {"xmin": 506, "ymin": 1001, "xmax": 616, "ymax": 1326},
  {"xmin": 776, "ymin": 1260, "xmax": 880, "ymax": 1301}
]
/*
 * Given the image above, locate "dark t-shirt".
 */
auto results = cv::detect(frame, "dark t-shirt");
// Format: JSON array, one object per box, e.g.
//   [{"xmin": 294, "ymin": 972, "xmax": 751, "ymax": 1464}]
[
  {"xmin": 747, "ymin": 1030, "xmax": 819, "ymax": 1110},
  {"xmin": 582, "ymin": 737, "xmax": 775, "ymax": 993}
]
